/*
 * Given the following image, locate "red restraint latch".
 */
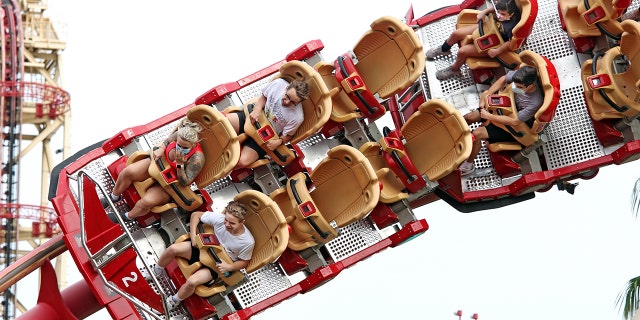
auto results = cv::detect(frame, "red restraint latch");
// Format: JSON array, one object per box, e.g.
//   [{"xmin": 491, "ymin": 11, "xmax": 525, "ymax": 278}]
[
  {"xmin": 257, "ymin": 126, "xmax": 276, "ymax": 142},
  {"xmin": 587, "ymin": 73, "xmax": 612, "ymax": 89},
  {"xmin": 200, "ymin": 233, "xmax": 220, "ymax": 246},
  {"xmin": 383, "ymin": 136, "xmax": 405, "ymax": 152},
  {"xmin": 343, "ymin": 73, "xmax": 366, "ymax": 93},
  {"xmin": 161, "ymin": 168, "xmax": 178, "ymax": 184},
  {"xmin": 299, "ymin": 201, "xmax": 317, "ymax": 218},
  {"xmin": 488, "ymin": 94, "xmax": 512, "ymax": 107},
  {"xmin": 583, "ymin": 5, "xmax": 606, "ymax": 25},
  {"xmin": 476, "ymin": 34, "xmax": 501, "ymax": 51}
]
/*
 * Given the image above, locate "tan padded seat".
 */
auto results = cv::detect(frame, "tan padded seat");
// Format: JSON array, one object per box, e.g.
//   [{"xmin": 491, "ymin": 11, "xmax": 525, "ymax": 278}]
[
  {"xmin": 174, "ymin": 189, "xmax": 288, "ymax": 297},
  {"xmin": 360, "ymin": 99, "xmax": 471, "ymax": 202},
  {"xmin": 225, "ymin": 60, "xmax": 334, "ymax": 167},
  {"xmin": 457, "ymin": 0, "xmax": 536, "ymax": 70},
  {"xmin": 582, "ymin": 19, "xmax": 640, "ymax": 121},
  {"xmin": 487, "ymin": 50, "xmax": 561, "ymax": 152},
  {"xmin": 128, "ymin": 105, "xmax": 240, "ymax": 213},
  {"xmin": 315, "ymin": 16, "xmax": 425, "ymax": 122},
  {"xmin": 359, "ymin": 142, "xmax": 409, "ymax": 204},
  {"xmin": 270, "ymin": 145, "xmax": 380, "ymax": 251},
  {"xmin": 558, "ymin": 0, "xmax": 629, "ymax": 38}
]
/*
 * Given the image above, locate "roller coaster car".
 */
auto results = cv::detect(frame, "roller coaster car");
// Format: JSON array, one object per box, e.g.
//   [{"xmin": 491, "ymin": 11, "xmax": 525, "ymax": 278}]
[
  {"xmin": 171, "ymin": 190, "xmax": 288, "ymax": 301},
  {"xmin": 224, "ymin": 60, "xmax": 333, "ymax": 168},
  {"xmin": 315, "ymin": 15, "xmax": 425, "ymax": 123},
  {"xmin": 359, "ymin": 99, "xmax": 472, "ymax": 203},
  {"xmin": 457, "ymin": 0, "xmax": 537, "ymax": 70},
  {"xmin": 558, "ymin": 0, "xmax": 630, "ymax": 51},
  {"xmin": 125, "ymin": 105, "xmax": 240, "ymax": 214},
  {"xmin": 269, "ymin": 145, "xmax": 380, "ymax": 251},
  {"xmin": 581, "ymin": 19, "xmax": 640, "ymax": 121},
  {"xmin": 485, "ymin": 50, "xmax": 560, "ymax": 153}
]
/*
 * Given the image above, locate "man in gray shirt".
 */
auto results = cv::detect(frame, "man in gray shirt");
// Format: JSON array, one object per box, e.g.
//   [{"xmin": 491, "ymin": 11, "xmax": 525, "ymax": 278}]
[{"xmin": 459, "ymin": 65, "xmax": 543, "ymax": 175}]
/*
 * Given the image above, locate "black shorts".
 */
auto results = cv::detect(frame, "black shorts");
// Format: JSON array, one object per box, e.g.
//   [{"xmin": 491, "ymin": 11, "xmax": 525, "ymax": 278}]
[
  {"xmin": 234, "ymin": 111, "xmax": 267, "ymax": 158},
  {"xmin": 485, "ymin": 123, "xmax": 517, "ymax": 143},
  {"xmin": 484, "ymin": 119, "xmax": 535, "ymax": 144},
  {"xmin": 189, "ymin": 246, "xmax": 219, "ymax": 285}
]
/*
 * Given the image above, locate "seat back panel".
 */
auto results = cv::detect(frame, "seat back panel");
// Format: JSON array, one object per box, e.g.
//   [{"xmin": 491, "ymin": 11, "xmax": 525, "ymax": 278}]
[
  {"xmin": 401, "ymin": 100, "xmax": 472, "ymax": 181},
  {"xmin": 234, "ymin": 190, "xmax": 288, "ymax": 274}
]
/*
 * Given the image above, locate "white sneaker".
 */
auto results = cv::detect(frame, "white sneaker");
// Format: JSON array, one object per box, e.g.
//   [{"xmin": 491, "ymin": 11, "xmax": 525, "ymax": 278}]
[
  {"xmin": 459, "ymin": 162, "xmax": 476, "ymax": 176},
  {"xmin": 425, "ymin": 45, "xmax": 451, "ymax": 60},
  {"xmin": 166, "ymin": 295, "xmax": 181, "ymax": 312},
  {"xmin": 436, "ymin": 66, "xmax": 462, "ymax": 80},
  {"xmin": 141, "ymin": 265, "xmax": 163, "ymax": 280},
  {"xmin": 620, "ymin": 8, "xmax": 640, "ymax": 21}
]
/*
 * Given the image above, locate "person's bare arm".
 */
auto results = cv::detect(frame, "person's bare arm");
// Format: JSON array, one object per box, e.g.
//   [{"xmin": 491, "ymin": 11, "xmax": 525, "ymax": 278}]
[{"xmin": 177, "ymin": 151, "xmax": 204, "ymax": 186}]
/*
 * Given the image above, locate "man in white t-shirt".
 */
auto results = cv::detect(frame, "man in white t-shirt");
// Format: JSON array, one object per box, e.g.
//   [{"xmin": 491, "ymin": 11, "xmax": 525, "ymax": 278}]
[
  {"xmin": 153, "ymin": 201, "xmax": 255, "ymax": 312},
  {"xmin": 225, "ymin": 78, "xmax": 309, "ymax": 168}
]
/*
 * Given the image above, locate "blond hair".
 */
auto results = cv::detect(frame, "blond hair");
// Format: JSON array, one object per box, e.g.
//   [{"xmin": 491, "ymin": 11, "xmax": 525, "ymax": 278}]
[
  {"xmin": 225, "ymin": 201, "xmax": 248, "ymax": 221},
  {"xmin": 177, "ymin": 119, "xmax": 202, "ymax": 143}
]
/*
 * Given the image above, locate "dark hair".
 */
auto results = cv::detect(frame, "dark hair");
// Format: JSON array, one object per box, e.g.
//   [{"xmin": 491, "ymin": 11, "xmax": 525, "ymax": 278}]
[
  {"xmin": 512, "ymin": 66, "xmax": 538, "ymax": 87},
  {"xmin": 287, "ymin": 79, "xmax": 310, "ymax": 102},
  {"xmin": 495, "ymin": 0, "xmax": 519, "ymax": 16}
]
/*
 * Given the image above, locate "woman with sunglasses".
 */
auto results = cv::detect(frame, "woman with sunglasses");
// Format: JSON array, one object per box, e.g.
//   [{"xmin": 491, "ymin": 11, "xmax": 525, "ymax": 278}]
[{"xmin": 109, "ymin": 118, "xmax": 204, "ymax": 220}]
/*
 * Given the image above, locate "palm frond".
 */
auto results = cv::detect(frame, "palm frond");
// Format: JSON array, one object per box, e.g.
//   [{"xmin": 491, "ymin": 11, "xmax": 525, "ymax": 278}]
[
  {"xmin": 617, "ymin": 276, "xmax": 640, "ymax": 319},
  {"xmin": 631, "ymin": 178, "xmax": 640, "ymax": 218}
]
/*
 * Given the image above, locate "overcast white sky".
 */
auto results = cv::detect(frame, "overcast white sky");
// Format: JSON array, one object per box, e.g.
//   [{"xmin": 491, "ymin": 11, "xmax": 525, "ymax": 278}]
[{"xmin": 18, "ymin": 1, "xmax": 640, "ymax": 319}]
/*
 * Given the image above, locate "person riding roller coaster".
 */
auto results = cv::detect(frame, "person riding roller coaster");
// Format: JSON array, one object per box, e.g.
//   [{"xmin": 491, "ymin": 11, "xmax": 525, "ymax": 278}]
[
  {"xmin": 426, "ymin": 0, "xmax": 521, "ymax": 80},
  {"xmin": 110, "ymin": 118, "xmax": 204, "ymax": 220},
  {"xmin": 225, "ymin": 78, "xmax": 309, "ymax": 168},
  {"xmin": 151, "ymin": 201, "xmax": 255, "ymax": 312},
  {"xmin": 459, "ymin": 65, "xmax": 543, "ymax": 175}
]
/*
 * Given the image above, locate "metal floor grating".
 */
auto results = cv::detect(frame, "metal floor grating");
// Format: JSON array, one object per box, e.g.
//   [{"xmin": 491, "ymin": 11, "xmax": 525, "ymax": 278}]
[
  {"xmin": 323, "ymin": 218, "xmax": 382, "ymax": 262},
  {"xmin": 420, "ymin": 15, "xmax": 477, "ymax": 97},
  {"xmin": 541, "ymin": 85, "xmax": 604, "ymax": 169},
  {"xmin": 234, "ymin": 77, "xmax": 272, "ymax": 105},
  {"xmin": 233, "ymin": 263, "xmax": 292, "ymax": 308},
  {"xmin": 518, "ymin": 0, "xmax": 574, "ymax": 60}
]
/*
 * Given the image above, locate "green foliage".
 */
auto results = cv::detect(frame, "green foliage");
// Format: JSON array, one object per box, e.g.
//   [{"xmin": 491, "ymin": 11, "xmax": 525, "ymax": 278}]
[
  {"xmin": 617, "ymin": 276, "xmax": 640, "ymax": 320},
  {"xmin": 619, "ymin": 179, "xmax": 640, "ymax": 319}
]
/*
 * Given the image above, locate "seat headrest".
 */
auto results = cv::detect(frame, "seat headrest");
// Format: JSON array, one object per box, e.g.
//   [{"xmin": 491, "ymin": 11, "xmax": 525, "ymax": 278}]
[{"xmin": 519, "ymin": 50, "xmax": 560, "ymax": 124}]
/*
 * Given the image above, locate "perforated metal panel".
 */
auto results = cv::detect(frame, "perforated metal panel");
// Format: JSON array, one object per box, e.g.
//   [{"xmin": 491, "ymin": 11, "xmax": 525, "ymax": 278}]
[
  {"xmin": 298, "ymin": 134, "xmax": 342, "ymax": 169},
  {"xmin": 420, "ymin": 16, "xmax": 476, "ymax": 97},
  {"xmin": 323, "ymin": 218, "xmax": 382, "ymax": 262},
  {"xmin": 233, "ymin": 263, "xmax": 292, "ymax": 308},
  {"xmin": 542, "ymin": 85, "xmax": 604, "ymax": 168},
  {"xmin": 235, "ymin": 77, "xmax": 272, "ymax": 104},
  {"xmin": 518, "ymin": 0, "xmax": 574, "ymax": 60},
  {"xmin": 143, "ymin": 119, "xmax": 181, "ymax": 148}
]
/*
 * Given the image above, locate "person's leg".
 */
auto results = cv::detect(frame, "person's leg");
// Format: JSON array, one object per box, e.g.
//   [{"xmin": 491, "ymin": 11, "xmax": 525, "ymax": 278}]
[
  {"xmin": 451, "ymin": 43, "xmax": 487, "ymax": 70},
  {"xmin": 157, "ymin": 241, "xmax": 193, "ymax": 268},
  {"xmin": 224, "ymin": 111, "xmax": 244, "ymax": 135},
  {"xmin": 468, "ymin": 126, "xmax": 488, "ymax": 162},
  {"xmin": 235, "ymin": 140, "xmax": 262, "ymax": 169},
  {"xmin": 112, "ymin": 158, "xmax": 152, "ymax": 196},
  {"xmin": 426, "ymin": 25, "xmax": 477, "ymax": 59},
  {"xmin": 125, "ymin": 185, "xmax": 171, "ymax": 219},
  {"xmin": 437, "ymin": 43, "xmax": 488, "ymax": 80},
  {"xmin": 464, "ymin": 109, "xmax": 481, "ymax": 124},
  {"xmin": 177, "ymin": 268, "xmax": 213, "ymax": 300},
  {"xmin": 446, "ymin": 25, "xmax": 477, "ymax": 47}
]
